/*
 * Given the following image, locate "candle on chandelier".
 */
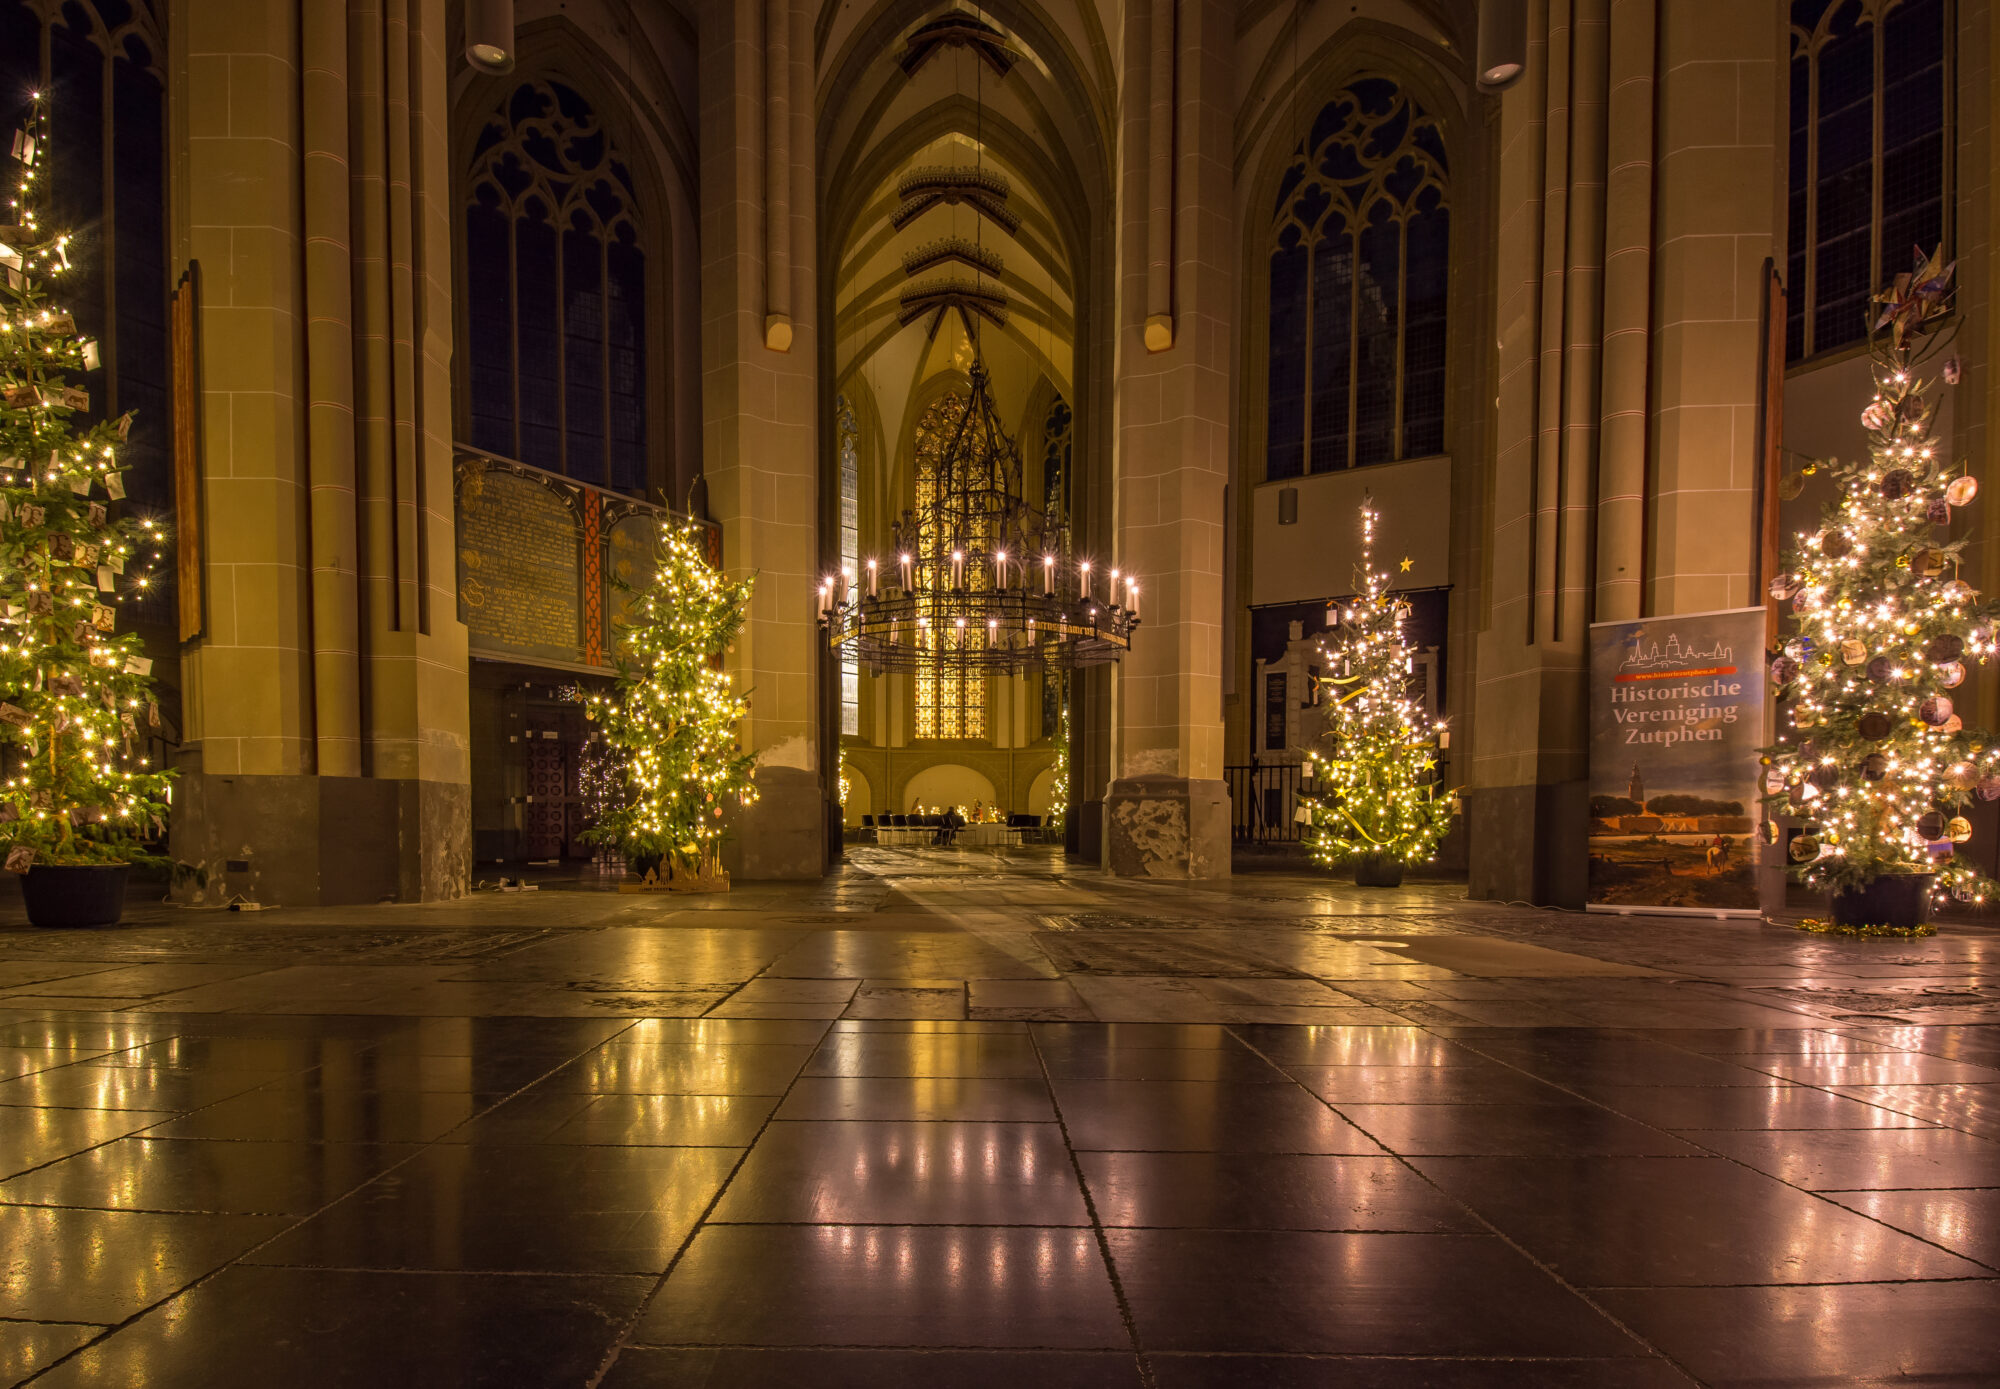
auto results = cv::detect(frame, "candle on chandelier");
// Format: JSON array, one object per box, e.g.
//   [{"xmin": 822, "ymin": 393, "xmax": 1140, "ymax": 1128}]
[
  {"xmin": 866, "ymin": 558, "xmax": 878, "ymax": 597},
  {"xmin": 1110, "ymin": 568, "xmax": 1121, "ymax": 606},
  {"xmin": 899, "ymin": 552, "xmax": 913, "ymax": 590},
  {"xmin": 818, "ymin": 578, "xmax": 833, "ymax": 616},
  {"xmin": 1127, "ymin": 579, "xmax": 1139, "ymax": 618},
  {"xmin": 994, "ymin": 550, "xmax": 1007, "ymax": 590},
  {"xmin": 952, "ymin": 550, "xmax": 965, "ymax": 590},
  {"xmin": 1042, "ymin": 554, "xmax": 1054, "ymax": 594},
  {"xmin": 1080, "ymin": 559, "xmax": 1092, "ymax": 600},
  {"xmin": 988, "ymin": 617, "xmax": 998, "ymax": 646},
  {"xmin": 955, "ymin": 615, "xmax": 967, "ymax": 646}
]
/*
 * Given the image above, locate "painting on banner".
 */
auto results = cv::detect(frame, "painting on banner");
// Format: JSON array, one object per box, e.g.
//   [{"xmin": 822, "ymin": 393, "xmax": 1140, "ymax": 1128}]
[{"xmin": 1587, "ymin": 608, "xmax": 1768, "ymax": 915}]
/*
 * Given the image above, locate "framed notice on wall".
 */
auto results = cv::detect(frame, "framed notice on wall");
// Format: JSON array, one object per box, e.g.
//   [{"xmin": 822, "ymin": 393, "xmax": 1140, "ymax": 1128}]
[
  {"xmin": 1587, "ymin": 608, "xmax": 1768, "ymax": 917},
  {"xmin": 1264, "ymin": 672, "xmax": 1288, "ymax": 751}
]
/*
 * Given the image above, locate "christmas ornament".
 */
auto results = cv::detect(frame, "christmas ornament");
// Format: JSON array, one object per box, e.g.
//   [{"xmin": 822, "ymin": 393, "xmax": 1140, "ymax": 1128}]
[
  {"xmin": 1926, "ymin": 634, "xmax": 1965, "ymax": 662},
  {"xmin": 1938, "ymin": 661, "xmax": 1967, "ymax": 688},
  {"xmin": 1866, "ymin": 657, "xmax": 1894, "ymax": 683},
  {"xmin": 1946, "ymin": 474, "xmax": 1979, "ymax": 507},
  {"xmin": 1858, "ymin": 711, "xmax": 1893, "ymax": 740},
  {"xmin": 1927, "ymin": 499, "xmax": 1951, "ymax": 525},
  {"xmin": 1918, "ymin": 811, "xmax": 1948, "ymax": 840},
  {"xmin": 1863, "ymin": 753, "xmax": 1889, "ymax": 781},
  {"xmin": 1949, "ymin": 816, "xmax": 1973, "ymax": 843},
  {"xmin": 1840, "ymin": 639, "xmax": 1867, "ymax": 665},
  {"xmin": 1880, "ymin": 469, "xmax": 1914, "ymax": 499},
  {"xmin": 1921, "ymin": 695, "xmax": 1954, "ymax": 726},
  {"xmin": 1769, "ymin": 573, "xmax": 1802, "ymax": 601},
  {"xmin": 1821, "ymin": 531, "xmax": 1854, "ymax": 559}
]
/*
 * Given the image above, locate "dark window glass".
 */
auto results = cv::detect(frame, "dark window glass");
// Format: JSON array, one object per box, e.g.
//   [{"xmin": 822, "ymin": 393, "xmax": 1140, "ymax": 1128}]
[
  {"xmin": 1789, "ymin": 0, "xmax": 1951, "ymax": 360},
  {"xmin": 1267, "ymin": 79, "xmax": 1447, "ymax": 477},
  {"xmin": 463, "ymin": 80, "xmax": 650, "ymax": 493}
]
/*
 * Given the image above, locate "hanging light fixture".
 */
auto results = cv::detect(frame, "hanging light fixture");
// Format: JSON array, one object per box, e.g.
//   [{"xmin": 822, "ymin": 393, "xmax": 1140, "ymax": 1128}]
[
  {"xmin": 465, "ymin": 0, "xmax": 517, "ymax": 75},
  {"xmin": 818, "ymin": 360, "xmax": 1137, "ymax": 674}
]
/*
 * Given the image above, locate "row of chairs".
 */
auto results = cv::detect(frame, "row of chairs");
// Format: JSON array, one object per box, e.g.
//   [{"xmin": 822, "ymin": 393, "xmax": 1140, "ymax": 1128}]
[{"xmin": 861, "ymin": 813, "xmax": 1049, "ymax": 842}]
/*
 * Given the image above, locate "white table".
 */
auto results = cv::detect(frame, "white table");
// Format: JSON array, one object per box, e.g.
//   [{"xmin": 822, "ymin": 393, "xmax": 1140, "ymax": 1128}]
[{"xmin": 871, "ymin": 822, "xmax": 1016, "ymax": 847}]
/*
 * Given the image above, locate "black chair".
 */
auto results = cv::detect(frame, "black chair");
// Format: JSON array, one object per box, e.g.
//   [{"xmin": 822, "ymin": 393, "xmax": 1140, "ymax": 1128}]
[{"xmin": 862, "ymin": 815, "xmax": 875, "ymax": 827}]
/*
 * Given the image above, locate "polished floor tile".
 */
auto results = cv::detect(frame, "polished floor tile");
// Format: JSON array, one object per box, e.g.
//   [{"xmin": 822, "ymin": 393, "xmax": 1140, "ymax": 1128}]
[
  {"xmin": 1575, "ymin": 1082, "xmax": 1938, "ymax": 1130},
  {"xmin": 1081, "ymin": 1151, "xmax": 1475, "ymax": 1232},
  {"xmin": 248, "ymin": 1142, "xmax": 740, "ymax": 1273},
  {"xmin": 1039, "ymin": 1044, "xmax": 1288, "ymax": 1082},
  {"xmin": 0, "ymin": 1063, "xmax": 285, "ymax": 1112},
  {"xmin": 1108, "ymin": 1229, "xmax": 1646, "ymax": 1356},
  {"xmin": 774, "ymin": 1076, "xmax": 1057, "ymax": 1122},
  {"xmin": 803, "ymin": 1031, "xmax": 1045, "ymax": 1078},
  {"xmin": 0, "ymin": 1320, "xmax": 98, "ymax": 1387},
  {"xmin": 1746, "ymin": 1053, "xmax": 2000, "ymax": 1086},
  {"xmin": 1692, "ymin": 1125, "xmax": 2000, "ymax": 1190},
  {"xmin": 1053, "ymin": 1080, "xmax": 1382, "ymax": 1153},
  {"xmin": 26, "ymin": 1265, "xmax": 652, "ymax": 1388},
  {"xmin": 1825, "ymin": 1187, "xmax": 2000, "ymax": 1267},
  {"xmin": 1227, "ymin": 1025, "xmax": 1472, "ymax": 1067},
  {"xmin": 0, "ymin": 1203, "xmax": 286, "ymax": 1323},
  {"xmin": 540, "ymin": 1042, "xmax": 815, "ymax": 1094},
  {"xmin": 1413, "ymin": 1156, "xmax": 1982, "ymax": 1285},
  {"xmin": 1333, "ymin": 1103, "xmax": 1702, "ymax": 1157},
  {"xmin": 0, "ymin": 1105, "xmax": 171, "ymax": 1181},
  {"xmin": 144, "ymin": 1087, "xmax": 491, "ymax": 1143},
  {"xmin": 0, "ymin": 1137, "xmax": 420, "ymax": 1215},
  {"xmin": 1824, "ymin": 1081, "xmax": 2000, "ymax": 1138},
  {"xmin": 1287, "ymin": 1063, "xmax": 1575, "ymax": 1105},
  {"xmin": 1595, "ymin": 1280, "xmax": 2000, "ymax": 1388},
  {"xmin": 1146, "ymin": 1355, "xmax": 1698, "ymax": 1387},
  {"xmin": 602, "ymin": 1347, "xmax": 1146, "ymax": 1388},
  {"xmin": 712, "ymin": 1121, "xmax": 1086, "ymax": 1225},
  {"xmin": 633, "ymin": 1224, "xmax": 1125, "ymax": 1348}
]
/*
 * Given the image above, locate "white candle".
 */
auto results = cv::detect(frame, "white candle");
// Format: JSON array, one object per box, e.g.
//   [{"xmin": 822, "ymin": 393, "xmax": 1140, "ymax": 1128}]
[
  {"xmin": 955, "ymin": 616, "xmax": 967, "ymax": 646},
  {"xmin": 1110, "ymin": 568, "xmax": 1121, "ymax": 604},
  {"xmin": 818, "ymin": 579, "xmax": 832, "ymax": 616},
  {"xmin": 899, "ymin": 553, "xmax": 913, "ymax": 590},
  {"xmin": 1080, "ymin": 560, "xmax": 1092, "ymax": 600},
  {"xmin": 994, "ymin": 550, "xmax": 1007, "ymax": 589},
  {"xmin": 1127, "ymin": 580, "xmax": 1139, "ymax": 618},
  {"xmin": 1042, "ymin": 555, "xmax": 1054, "ymax": 594},
  {"xmin": 866, "ymin": 558, "xmax": 878, "ymax": 597},
  {"xmin": 952, "ymin": 550, "xmax": 964, "ymax": 589}
]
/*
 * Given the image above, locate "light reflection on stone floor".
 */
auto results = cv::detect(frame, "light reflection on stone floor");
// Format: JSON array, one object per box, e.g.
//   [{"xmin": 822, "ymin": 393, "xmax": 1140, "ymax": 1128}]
[{"xmin": 0, "ymin": 848, "xmax": 1996, "ymax": 1385}]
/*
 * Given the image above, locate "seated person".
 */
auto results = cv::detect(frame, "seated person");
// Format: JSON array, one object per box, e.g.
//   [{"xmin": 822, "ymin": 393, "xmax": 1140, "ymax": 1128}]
[{"xmin": 935, "ymin": 805, "xmax": 965, "ymax": 845}]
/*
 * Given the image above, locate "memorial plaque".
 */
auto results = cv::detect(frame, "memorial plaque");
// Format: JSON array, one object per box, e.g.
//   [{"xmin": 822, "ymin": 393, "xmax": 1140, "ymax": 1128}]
[{"xmin": 457, "ymin": 466, "xmax": 581, "ymax": 664}]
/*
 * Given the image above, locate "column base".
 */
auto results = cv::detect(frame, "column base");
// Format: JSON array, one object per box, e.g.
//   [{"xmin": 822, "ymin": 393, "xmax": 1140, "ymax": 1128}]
[
  {"xmin": 722, "ymin": 765, "xmax": 826, "ymax": 880},
  {"xmin": 168, "ymin": 768, "xmax": 471, "ymax": 907},
  {"xmin": 1465, "ymin": 781, "xmax": 1588, "ymax": 908},
  {"xmin": 1103, "ymin": 775, "xmax": 1231, "ymax": 880}
]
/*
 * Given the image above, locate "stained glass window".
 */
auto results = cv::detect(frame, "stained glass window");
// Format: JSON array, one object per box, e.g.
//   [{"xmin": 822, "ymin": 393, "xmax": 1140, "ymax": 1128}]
[
  {"xmin": 911, "ymin": 391, "xmax": 986, "ymax": 741},
  {"xmin": 465, "ymin": 79, "xmax": 649, "ymax": 492},
  {"xmin": 1787, "ymin": 0, "xmax": 1950, "ymax": 362},
  {"xmin": 1267, "ymin": 77, "xmax": 1448, "ymax": 479}
]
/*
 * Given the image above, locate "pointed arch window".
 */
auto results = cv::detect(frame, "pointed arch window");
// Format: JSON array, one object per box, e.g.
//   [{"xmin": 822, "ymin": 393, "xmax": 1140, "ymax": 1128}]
[
  {"xmin": 1786, "ymin": 0, "xmax": 1951, "ymax": 362},
  {"xmin": 464, "ymin": 79, "xmax": 648, "ymax": 492},
  {"xmin": 1266, "ymin": 77, "xmax": 1448, "ymax": 480},
  {"xmin": 911, "ymin": 390, "xmax": 985, "ymax": 741}
]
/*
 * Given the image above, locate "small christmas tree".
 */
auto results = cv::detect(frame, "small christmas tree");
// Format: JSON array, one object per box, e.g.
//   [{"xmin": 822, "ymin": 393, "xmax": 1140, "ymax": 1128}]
[
  {"xmin": 1301, "ymin": 499, "xmax": 1456, "ymax": 878},
  {"xmin": 1764, "ymin": 247, "xmax": 2000, "ymax": 908},
  {"xmin": 0, "ymin": 92, "xmax": 172, "ymax": 874},
  {"xmin": 585, "ymin": 513, "xmax": 758, "ymax": 885}
]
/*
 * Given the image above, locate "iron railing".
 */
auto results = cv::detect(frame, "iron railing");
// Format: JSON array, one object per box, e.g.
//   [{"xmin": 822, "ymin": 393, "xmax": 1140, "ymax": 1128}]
[{"xmin": 1225, "ymin": 762, "xmax": 1309, "ymax": 845}]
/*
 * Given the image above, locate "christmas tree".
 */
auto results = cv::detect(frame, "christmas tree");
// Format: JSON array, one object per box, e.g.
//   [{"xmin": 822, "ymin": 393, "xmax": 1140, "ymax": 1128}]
[
  {"xmin": 584, "ymin": 513, "xmax": 758, "ymax": 883},
  {"xmin": 1300, "ymin": 499, "xmax": 1455, "ymax": 875},
  {"xmin": 1764, "ymin": 247, "xmax": 2000, "ymax": 906},
  {"xmin": 0, "ymin": 92, "xmax": 172, "ymax": 872}
]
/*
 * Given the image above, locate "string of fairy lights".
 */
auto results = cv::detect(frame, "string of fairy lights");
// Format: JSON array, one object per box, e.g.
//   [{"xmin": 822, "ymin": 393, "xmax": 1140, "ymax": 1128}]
[
  {"xmin": 0, "ymin": 91, "xmax": 173, "ymax": 870},
  {"xmin": 1764, "ymin": 250, "xmax": 2000, "ymax": 906},
  {"xmin": 1301, "ymin": 498, "xmax": 1456, "ymax": 868},
  {"xmin": 583, "ymin": 514, "xmax": 758, "ymax": 877}
]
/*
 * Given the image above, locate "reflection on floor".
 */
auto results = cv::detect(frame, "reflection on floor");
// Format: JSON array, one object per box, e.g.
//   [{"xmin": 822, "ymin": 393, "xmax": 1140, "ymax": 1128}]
[{"xmin": 0, "ymin": 847, "xmax": 1996, "ymax": 1385}]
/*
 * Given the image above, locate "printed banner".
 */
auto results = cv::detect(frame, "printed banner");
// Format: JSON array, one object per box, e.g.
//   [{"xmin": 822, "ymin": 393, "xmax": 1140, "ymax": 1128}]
[{"xmin": 1588, "ymin": 607, "xmax": 1767, "ymax": 914}]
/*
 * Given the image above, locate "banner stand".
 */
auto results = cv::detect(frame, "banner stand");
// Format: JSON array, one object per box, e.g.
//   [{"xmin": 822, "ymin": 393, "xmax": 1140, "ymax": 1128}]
[{"xmin": 1586, "ymin": 607, "xmax": 1769, "ymax": 919}]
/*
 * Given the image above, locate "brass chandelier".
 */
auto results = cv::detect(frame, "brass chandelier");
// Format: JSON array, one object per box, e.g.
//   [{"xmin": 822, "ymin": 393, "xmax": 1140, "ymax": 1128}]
[{"xmin": 817, "ymin": 361, "xmax": 1138, "ymax": 675}]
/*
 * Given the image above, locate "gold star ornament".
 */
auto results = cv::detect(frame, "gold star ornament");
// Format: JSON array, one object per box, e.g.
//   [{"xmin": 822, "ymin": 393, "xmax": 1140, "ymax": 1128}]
[{"xmin": 1398, "ymin": 556, "xmax": 1413, "ymax": 573}]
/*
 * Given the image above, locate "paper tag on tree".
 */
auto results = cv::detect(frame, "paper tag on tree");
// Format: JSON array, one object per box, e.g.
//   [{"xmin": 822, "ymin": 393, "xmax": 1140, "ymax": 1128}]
[
  {"xmin": 0, "ymin": 801, "xmax": 16, "ymax": 824},
  {"xmin": 4, "ymin": 845, "xmax": 33, "ymax": 874},
  {"xmin": 97, "ymin": 566, "xmax": 114, "ymax": 592},
  {"xmin": 58, "ymin": 386, "xmax": 88, "ymax": 411},
  {"xmin": 115, "ymin": 412, "xmax": 133, "ymax": 441},
  {"xmin": 49, "ymin": 673, "xmax": 82, "ymax": 697},
  {"xmin": 104, "ymin": 473, "xmax": 125, "ymax": 500},
  {"xmin": 146, "ymin": 700, "xmax": 159, "ymax": 728},
  {"xmin": 124, "ymin": 654, "xmax": 152, "ymax": 676},
  {"xmin": 69, "ymin": 473, "xmax": 91, "ymax": 495},
  {"xmin": 76, "ymin": 543, "xmax": 98, "ymax": 567},
  {"xmin": 50, "ymin": 534, "xmax": 74, "ymax": 561},
  {"xmin": 25, "ymin": 591, "xmax": 51, "ymax": 616},
  {"xmin": 0, "ymin": 703, "xmax": 28, "ymax": 728},
  {"xmin": 11, "ymin": 128, "xmax": 36, "ymax": 165},
  {"xmin": 91, "ymin": 605, "xmax": 114, "ymax": 631},
  {"xmin": 18, "ymin": 504, "xmax": 42, "ymax": 527},
  {"xmin": 87, "ymin": 502, "xmax": 105, "ymax": 526}
]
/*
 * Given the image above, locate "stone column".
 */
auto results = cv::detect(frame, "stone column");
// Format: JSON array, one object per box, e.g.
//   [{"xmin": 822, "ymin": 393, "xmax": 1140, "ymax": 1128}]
[
  {"xmin": 698, "ymin": 0, "xmax": 824, "ymax": 879},
  {"xmin": 1467, "ymin": 0, "xmax": 1782, "ymax": 905},
  {"xmin": 1102, "ymin": 0, "xmax": 1232, "ymax": 879},
  {"xmin": 169, "ymin": 0, "xmax": 469, "ymax": 905}
]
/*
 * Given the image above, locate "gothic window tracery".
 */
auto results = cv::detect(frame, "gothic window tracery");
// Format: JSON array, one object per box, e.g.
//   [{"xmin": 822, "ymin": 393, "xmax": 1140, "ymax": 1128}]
[
  {"xmin": 464, "ymin": 78, "xmax": 648, "ymax": 493},
  {"xmin": 1266, "ymin": 76, "xmax": 1448, "ymax": 480},
  {"xmin": 1786, "ymin": 0, "xmax": 1950, "ymax": 361}
]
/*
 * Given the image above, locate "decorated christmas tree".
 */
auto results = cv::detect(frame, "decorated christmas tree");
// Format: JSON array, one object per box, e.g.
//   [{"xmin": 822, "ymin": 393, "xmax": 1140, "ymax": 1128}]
[
  {"xmin": 584, "ymin": 513, "xmax": 758, "ymax": 885},
  {"xmin": 0, "ymin": 93, "xmax": 172, "ymax": 887},
  {"xmin": 1300, "ymin": 499, "xmax": 1456, "ymax": 881},
  {"xmin": 1764, "ymin": 248, "xmax": 2000, "ymax": 912}
]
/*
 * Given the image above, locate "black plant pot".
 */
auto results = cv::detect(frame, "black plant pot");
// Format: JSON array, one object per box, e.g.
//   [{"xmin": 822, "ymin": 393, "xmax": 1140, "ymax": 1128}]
[
  {"xmin": 1830, "ymin": 873, "xmax": 1934, "ymax": 931},
  {"xmin": 1353, "ymin": 853, "xmax": 1406, "ymax": 888},
  {"xmin": 21, "ymin": 863, "xmax": 131, "ymax": 928}
]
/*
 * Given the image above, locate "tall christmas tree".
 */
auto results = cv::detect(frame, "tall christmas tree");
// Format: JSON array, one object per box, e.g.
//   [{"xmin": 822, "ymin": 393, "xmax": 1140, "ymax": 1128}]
[
  {"xmin": 585, "ymin": 514, "xmax": 758, "ymax": 885},
  {"xmin": 1300, "ymin": 499, "xmax": 1456, "ymax": 878},
  {"xmin": 0, "ymin": 92, "xmax": 172, "ymax": 875},
  {"xmin": 1764, "ymin": 248, "xmax": 2000, "ymax": 907}
]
